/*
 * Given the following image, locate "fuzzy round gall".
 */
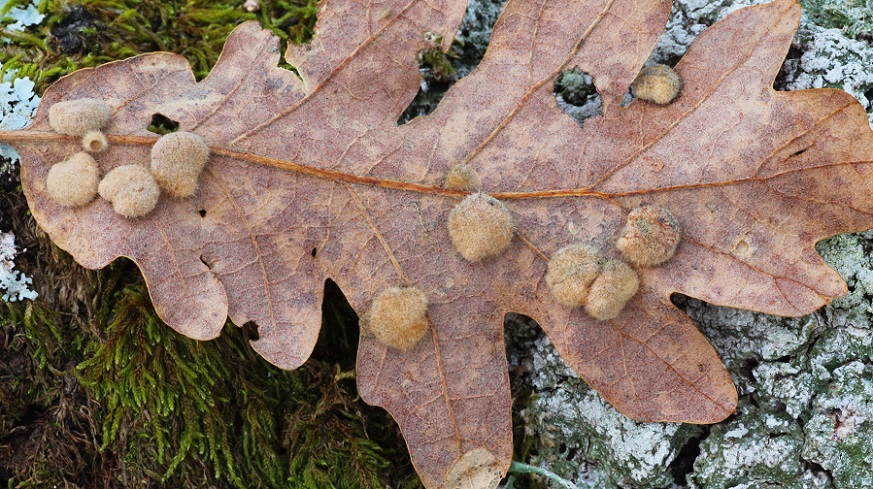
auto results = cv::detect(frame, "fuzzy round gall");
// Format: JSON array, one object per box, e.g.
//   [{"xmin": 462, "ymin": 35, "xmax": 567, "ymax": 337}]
[
  {"xmin": 367, "ymin": 287, "xmax": 429, "ymax": 350},
  {"xmin": 81, "ymin": 130, "xmax": 109, "ymax": 153},
  {"xmin": 585, "ymin": 260, "xmax": 640, "ymax": 320},
  {"xmin": 48, "ymin": 98, "xmax": 112, "ymax": 137},
  {"xmin": 546, "ymin": 243, "xmax": 603, "ymax": 307},
  {"xmin": 447, "ymin": 193, "xmax": 514, "ymax": 262},
  {"xmin": 444, "ymin": 164, "xmax": 480, "ymax": 192},
  {"xmin": 616, "ymin": 205, "xmax": 681, "ymax": 267},
  {"xmin": 150, "ymin": 131, "xmax": 210, "ymax": 198},
  {"xmin": 98, "ymin": 165, "xmax": 161, "ymax": 218},
  {"xmin": 631, "ymin": 64, "xmax": 682, "ymax": 105},
  {"xmin": 46, "ymin": 152, "xmax": 100, "ymax": 208}
]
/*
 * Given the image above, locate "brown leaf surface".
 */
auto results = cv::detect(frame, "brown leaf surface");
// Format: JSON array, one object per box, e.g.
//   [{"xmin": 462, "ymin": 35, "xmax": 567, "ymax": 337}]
[{"xmin": 5, "ymin": 0, "xmax": 873, "ymax": 486}]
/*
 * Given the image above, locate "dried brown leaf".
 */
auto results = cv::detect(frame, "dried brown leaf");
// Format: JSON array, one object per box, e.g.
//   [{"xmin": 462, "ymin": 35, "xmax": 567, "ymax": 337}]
[{"xmin": 4, "ymin": 0, "xmax": 873, "ymax": 487}]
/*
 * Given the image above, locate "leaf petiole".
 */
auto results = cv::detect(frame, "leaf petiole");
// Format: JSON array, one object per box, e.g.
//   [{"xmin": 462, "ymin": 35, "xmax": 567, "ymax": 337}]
[{"xmin": 507, "ymin": 461, "xmax": 591, "ymax": 489}]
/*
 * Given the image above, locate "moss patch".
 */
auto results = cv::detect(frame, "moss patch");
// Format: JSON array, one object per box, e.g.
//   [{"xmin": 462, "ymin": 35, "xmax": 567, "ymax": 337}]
[{"xmin": 0, "ymin": 0, "xmax": 317, "ymax": 90}]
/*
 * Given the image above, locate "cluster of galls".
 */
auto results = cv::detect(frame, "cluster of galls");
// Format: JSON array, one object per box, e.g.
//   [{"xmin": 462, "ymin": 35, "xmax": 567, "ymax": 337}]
[
  {"xmin": 45, "ymin": 99, "xmax": 210, "ymax": 218},
  {"xmin": 367, "ymin": 63, "xmax": 683, "ymax": 351},
  {"xmin": 368, "ymin": 202, "xmax": 680, "ymax": 351},
  {"xmin": 547, "ymin": 205, "xmax": 680, "ymax": 320}
]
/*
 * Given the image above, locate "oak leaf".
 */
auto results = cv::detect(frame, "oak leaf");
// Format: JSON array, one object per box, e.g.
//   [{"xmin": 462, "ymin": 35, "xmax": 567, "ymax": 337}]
[{"xmin": 4, "ymin": 0, "xmax": 873, "ymax": 487}]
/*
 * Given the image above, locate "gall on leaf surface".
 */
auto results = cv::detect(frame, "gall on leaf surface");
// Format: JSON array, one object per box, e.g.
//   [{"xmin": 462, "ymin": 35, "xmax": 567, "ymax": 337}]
[{"xmin": 4, "ymin": 0, "xmax": 873, "ymax": 487}]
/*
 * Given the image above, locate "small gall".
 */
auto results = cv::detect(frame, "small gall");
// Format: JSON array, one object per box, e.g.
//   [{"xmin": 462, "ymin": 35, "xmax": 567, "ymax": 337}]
[
  {"xmin": 585, "ymin": 260, "xmax": 640, "ymax": 320},
  {"xmin": 448, "ymin": 193, "xmax": 514, "ymax": 262},
  {"xmin": 150, "ymin": 131, "xmax": 210, "ymax": 198},
  {"xmin": 631, "ymin": 64, "xmax": 682, "ymax": 105},
  {"xmin": 616, "ymin": 205, "xmax": 681, "ymax": 267},
  {"xmin": 98, "ymin": 165, "xmax": 161, "ymax": 218},
  {"xmin": 46, "ymin": 152, "xmax": 100, "ymax": 208},
  {"xmin": 546, "ymin": 243, "xmax": 603, "ymax": 307},
  {"xmin": 444, "ymin": 164, "xmax": 480, "ymax": 192},
  {"xmin": 367, "ymin": 287, "xmax": 429, "ymax": 350},
  {"xmin": 81, "ymin": 130, "xmax": 109, "ymax": 153},
  {"xmin": 48, "ymin": 98, "xmax": 112, "ymax": 136}
]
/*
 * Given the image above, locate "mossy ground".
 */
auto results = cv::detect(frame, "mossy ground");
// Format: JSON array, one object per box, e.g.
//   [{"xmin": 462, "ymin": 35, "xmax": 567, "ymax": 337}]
[{"xmin": 0, "ymin": 1, "xmax": 430, "ymax": 487}]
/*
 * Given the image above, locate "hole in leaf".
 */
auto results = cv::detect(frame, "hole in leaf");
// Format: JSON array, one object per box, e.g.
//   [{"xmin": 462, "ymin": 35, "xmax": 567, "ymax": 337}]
[
  {"xmin": 311, "ymin": 247, "xmax": 317, "ymax": 257},
  {"xmin": 147, "ymin": 113, "xmax": 179, "ymax": 135},
  {"xmin": 199, "ymin": 209, "xmax": 207, "ymax": 218},
  {"xmin": 554, "ymin": 68, "xmax": 602, "ymax": 127},
  {"xmin": 789, "ymin": 148, "xmax": 808, "ymax": 158},
  {"xmin": 276, "ymin": 44, "xmax": 304, "ymax": 81},
  {"xmin": 199, "ymin": 255, "xmax": 212, "ymax": 269},
  {"xmin": 241, "ymin": 321, "xmax": 260, "ymax": 341}
]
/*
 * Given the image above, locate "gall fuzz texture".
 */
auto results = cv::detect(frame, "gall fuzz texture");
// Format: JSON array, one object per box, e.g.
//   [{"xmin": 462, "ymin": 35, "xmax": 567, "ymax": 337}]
[
  {"xmin": 48, "ymin": 98, "xmax": 112, "ymax": 136},
  {"xmin": 631, "ymin": 64, "xmax": 682, "ymax": 105},
  {"xmin": 546, "ymin": 243, "xmax": 603, "ymax": 307},
  {"xmin": 585, "ymin": 260, "xmax": 640, "ymax": 320},
  {"xmin": 150, "ymin": 131, "xmax": 210, "ymax": 198},
  {"xmin": 46, "ymin": 152, "xmax": 100, "ymax": 208},
  {"xmin": 98, "ymin": 165, "xmax": 161, "ymax": 218},
  {"xmin": 444, "ymin": 164, "xmax": 480, "ymax": 192},
  {"xmin": 82, "ymin": 130, "xmax": 109, "ymax": 153},
  {"xmin": 616, "ymin": 205, "xmax": 681, "ymax": 267},
  {"xmin": 448, "ymin": 193, "xmax": 514, "ymax": 262},
  {"xmin": 367, "ymin": 287, "xmax": 429, "ymax": 350}
]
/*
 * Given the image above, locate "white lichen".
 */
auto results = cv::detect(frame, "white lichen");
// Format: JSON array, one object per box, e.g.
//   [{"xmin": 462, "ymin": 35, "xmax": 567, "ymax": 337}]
[
  {"xmin": 0, "ymin": 64, "xmax": 40, "ymax": 179},
  {"xmin": 783, "ymin": 25, "xmax": 873, "ymax": 127},
  {"xmin": 0, "ymin": 231, "xmax": 36, "ymax": 302},
  {"xmin": 1, "ymin": 0, "xmax": 44, "ymax": 44}
]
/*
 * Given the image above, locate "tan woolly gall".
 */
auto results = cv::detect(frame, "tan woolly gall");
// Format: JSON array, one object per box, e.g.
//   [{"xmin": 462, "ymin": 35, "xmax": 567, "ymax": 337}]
[
  {"xmin": 367, "ymin": 287, "xmax": 429, "ymax": 350},
  {"xmin": 150, "ymin": 131, "xmax": 210, "ymax": 198},
  {"xmin": 48, "ymin": 98, "xmax": 112, "ymax": 136},
  {"xmin": 631, "ymin": 64, "xmax": 682, "ymax": 105},
  {"xmin": 98, "ymin": 165, "xmax": 161, "ymax": 218},
  {"xmin": 444, "ymin": 164, "xmax": 480, "ymax": 192},
  {"xmin": 546, "ymin": 243, "xmax": 603, "ymax": 307},
  {"xmin": 46, "ymin": 152, "xmax": 100, "ymax": 208},
  {"xmin": 81, "ymin": 130, "xmax": 109, "ymax": 153},
  {"xmin": 585, "ymin": 260, "xmax": 640, "ymax": 320},
  {"xmin": 448, "ymin": 193, "xmax": 514, "ymax": 261},
  {"xmin": 616, "ymin": 205, "xmax": 681, "ymax": 267}
]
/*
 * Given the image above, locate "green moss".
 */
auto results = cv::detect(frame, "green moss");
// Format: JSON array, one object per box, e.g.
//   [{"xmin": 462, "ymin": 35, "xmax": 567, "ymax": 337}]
[
  {"xmin": 554, "ymin": 68, "xmax": 597, "ymax": 107},
  {"xmin": 1, "ymin": 254, "xmax": 418, "ymax": 487},
  {"xmin": 418, "ymin": 47, "xmax": 456, "ymax": 84},
  {"xmin": 0, "ymin": 0, "xmax": 318, "ymax": 91}
]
